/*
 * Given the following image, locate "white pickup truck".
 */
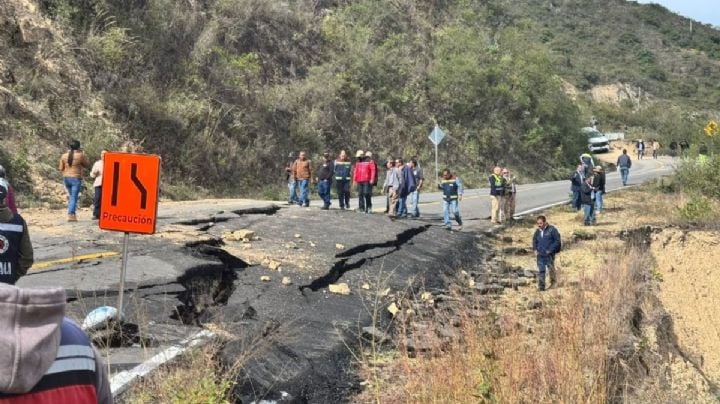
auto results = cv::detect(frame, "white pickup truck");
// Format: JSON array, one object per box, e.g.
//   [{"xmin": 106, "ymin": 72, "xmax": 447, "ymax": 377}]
[{"xmin": 581, "ymin": 127, "xmax": 610, "ymax": 153}]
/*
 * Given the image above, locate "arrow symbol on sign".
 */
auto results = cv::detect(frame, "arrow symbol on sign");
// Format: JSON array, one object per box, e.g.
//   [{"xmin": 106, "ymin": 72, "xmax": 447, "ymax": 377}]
[
  {"xmin": 131, "ymin": 163, "xmax": 148, "ymax": 209},
  {"xmin": 110, "ymin": 162, "xmax": 148, "ymax": 209}
]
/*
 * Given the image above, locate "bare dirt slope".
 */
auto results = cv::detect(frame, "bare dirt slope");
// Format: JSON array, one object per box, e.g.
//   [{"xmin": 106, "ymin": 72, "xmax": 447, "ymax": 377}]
[{"xmin": 652, "ymin": 230, "xmax": 720, "ymax": 385}]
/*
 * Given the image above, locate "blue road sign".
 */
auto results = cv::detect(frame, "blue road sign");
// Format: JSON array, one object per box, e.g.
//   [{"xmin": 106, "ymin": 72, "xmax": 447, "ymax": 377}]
[{"xmin": 429, "ymin": 125, "xmax": 445, "ymax": 146}]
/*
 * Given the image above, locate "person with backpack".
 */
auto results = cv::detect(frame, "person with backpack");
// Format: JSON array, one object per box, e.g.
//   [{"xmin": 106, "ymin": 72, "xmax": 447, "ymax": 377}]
[{"xmin": 532, "ymin": 215, "xmax": 562, "ymax": 291}]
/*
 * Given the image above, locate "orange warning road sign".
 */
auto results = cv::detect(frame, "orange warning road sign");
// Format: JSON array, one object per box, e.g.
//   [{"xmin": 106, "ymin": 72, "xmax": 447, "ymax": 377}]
[{"xmin": 99, "ymin": 152, "xmax": 161, "ymax": 234}]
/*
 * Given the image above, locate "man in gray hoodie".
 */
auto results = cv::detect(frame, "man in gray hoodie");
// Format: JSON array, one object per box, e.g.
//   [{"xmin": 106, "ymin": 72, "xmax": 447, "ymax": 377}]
[{"xmin": 0, "ymin": 284, "xmax": 112, "ymax": 403}]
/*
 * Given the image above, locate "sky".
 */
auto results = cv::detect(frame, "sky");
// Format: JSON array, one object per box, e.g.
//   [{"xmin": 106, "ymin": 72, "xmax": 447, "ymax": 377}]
[{"xmin": 635, "ymin": 0, "xmax": 720, "ymax": 27}]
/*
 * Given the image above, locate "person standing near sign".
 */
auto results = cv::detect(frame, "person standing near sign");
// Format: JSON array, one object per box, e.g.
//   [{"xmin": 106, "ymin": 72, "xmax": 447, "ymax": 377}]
[
  {"xmin": 90, "ymin": 150, "xmax": 107, "ymax": 220},
  {"xmin": 58, "ymin": 140, "xmax": 89, "ymax": 222},
  {"xmin": 0, "ymin": 181, "xmax": 33, "ymax": 285}
]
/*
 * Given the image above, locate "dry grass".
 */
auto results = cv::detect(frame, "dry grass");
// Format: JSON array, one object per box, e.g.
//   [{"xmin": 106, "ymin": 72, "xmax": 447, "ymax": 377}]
[
  {"xmin": 362, "ymin": 248, "xmax": 648, "ymax": 404},
  {"xmin": 355, "ymin": 189, "xmax": 673, "ymax": 403},
  {"xmin": 123, "ymin": 343, "xmax": 238, "ymax": 404}
]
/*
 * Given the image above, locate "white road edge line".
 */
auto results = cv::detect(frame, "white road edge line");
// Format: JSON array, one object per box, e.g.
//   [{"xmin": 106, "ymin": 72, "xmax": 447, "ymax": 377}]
[{"xmin": 109, "ymin": 329, "xmax": 215, "ymax": 397}]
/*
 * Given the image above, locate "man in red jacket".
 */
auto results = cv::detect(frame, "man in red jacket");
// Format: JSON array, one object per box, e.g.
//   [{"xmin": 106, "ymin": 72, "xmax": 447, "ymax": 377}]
[{"xmin": 353, "ymin": 150, "xmax": 376, "ymax": 214}]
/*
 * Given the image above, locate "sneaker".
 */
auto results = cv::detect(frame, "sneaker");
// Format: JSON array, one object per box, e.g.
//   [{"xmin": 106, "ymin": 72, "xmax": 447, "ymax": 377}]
[{"xmin": 68, "ymin": 214, "xmax": 77, "ymax": 222}]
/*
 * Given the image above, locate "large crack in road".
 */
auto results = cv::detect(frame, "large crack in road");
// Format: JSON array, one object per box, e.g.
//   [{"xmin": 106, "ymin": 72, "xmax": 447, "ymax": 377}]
[{"xmin": 30, "ymin": 204, "xmax": 484, "ymax": 402}]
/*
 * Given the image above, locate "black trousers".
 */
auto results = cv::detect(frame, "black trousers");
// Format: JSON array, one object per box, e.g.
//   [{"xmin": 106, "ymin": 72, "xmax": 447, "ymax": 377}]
[
  {"xmin": 358, "ymin": 182, "xmax": 373, "ymax": 213},
  {"xmin": 336, "ymin": 180, "xmax": 351, "ymax": 208},
  {"xmin": 93, "ymin": 186, "xmax": 102, "ymax": 219}
]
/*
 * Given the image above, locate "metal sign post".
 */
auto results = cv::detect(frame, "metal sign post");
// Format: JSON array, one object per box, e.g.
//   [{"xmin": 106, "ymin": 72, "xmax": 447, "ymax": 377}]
[
  {"xmin": 117, "ymin": 232, "xmax": 130, "ymax": 318},
  {"xmin": 428, "ymin": 125, "xmax": 446, "ymax": 181}
]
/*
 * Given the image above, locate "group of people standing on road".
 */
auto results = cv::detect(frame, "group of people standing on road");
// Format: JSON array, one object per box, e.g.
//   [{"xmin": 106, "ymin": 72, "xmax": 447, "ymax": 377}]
[
  {"xmin": 285, "ymin": 150, "xmax": 523, "ymax": 231},
  {"xmin": 634, "ymin": 139, "xmax": 661, "ymax": 160},
  {"xmin": 570, "ymin": 155, "xmax": 607, "ymax": 226},
  {"xmin": 285, "ymin": 150, "xmax": 430, "ymax": 218}
]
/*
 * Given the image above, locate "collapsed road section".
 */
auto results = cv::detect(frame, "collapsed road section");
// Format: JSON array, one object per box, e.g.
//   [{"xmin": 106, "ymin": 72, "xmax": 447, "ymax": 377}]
[{"xmin": 25, "ymin": 204, "xmax": 486, "ymax": 402}]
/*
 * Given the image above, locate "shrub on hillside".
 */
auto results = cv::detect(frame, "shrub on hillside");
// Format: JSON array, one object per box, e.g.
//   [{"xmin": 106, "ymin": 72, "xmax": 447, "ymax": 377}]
[{"xmin": 675, "ymin": 155, "xmax": 720, "ymax": 199}]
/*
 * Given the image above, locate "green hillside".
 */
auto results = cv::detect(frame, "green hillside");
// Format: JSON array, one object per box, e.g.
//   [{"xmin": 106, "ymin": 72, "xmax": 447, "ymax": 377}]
[{"xmin": 1, "ymin": 0, "xmax": 718, "ymax": 201}]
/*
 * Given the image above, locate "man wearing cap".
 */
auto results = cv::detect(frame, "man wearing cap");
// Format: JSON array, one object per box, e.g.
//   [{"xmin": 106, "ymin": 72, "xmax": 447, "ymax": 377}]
[
  {"xmin": 353, "ymin": 150, "xmax": 376, "ymax": 213},
  {"xmin": 0, "ymin": 181, "xmax": 33, "ymax": 285},
  {"xmin": 334, "ymin": 150, "xmax": 352, "ymax": 210},
  {"xmin": 316, "ymin": 152, "xmax": 334, "ymax": 210}
]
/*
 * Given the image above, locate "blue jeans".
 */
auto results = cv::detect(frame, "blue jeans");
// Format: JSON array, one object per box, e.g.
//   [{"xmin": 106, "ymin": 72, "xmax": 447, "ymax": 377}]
[
  {"xmin": 410, "ymin": 190, "xmax": 420, "ymax": 217},
  {"xmin": 318, "ymin": 180, "xmax": 331, "ymax": 208},
  {"xmin": 583, "ymin": 203, "xmax": 595, "ymax": 225},
  {"xmin": 594, "ymin": 190, "xmax": 603, "ymax": 212},
  {"xmin": 536, "ymin": 255, "xmax": 556, "ymax": 290},
  {"xmin": 442, "ymin": 199, "xmax": 462, "ymax": 227},
  {"xmin": 296, "ymin": 179, "xmax": 310, "ymax": 206},
  {"xmin": 288, "ymin": 179, "xmax": 298, "ymax": 204},
  {"xmin": 64, "ymin": 177, "xmax": 82, "ymax": 215},
  {"xmin": 620, "ymin": 167, "xmax": 629, "ymax": 185},
  {"xmin": 397, "ymin": 195, "xmax": 408, "ymax": 216},
  {"xmin": 572, "ymin": 190, "xmax": 581, "ymax": 210}
]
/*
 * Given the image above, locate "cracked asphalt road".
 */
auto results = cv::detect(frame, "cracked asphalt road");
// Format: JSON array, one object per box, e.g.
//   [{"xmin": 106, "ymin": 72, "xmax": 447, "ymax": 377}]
[{"xmin": 17, "ymin": 157, "xmax": 673, "ymax": 402}]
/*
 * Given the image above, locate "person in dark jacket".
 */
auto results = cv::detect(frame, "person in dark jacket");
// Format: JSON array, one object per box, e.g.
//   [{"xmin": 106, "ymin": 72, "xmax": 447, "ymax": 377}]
[
  {"xmin": 438, "ymin": 169, "xmax": 463, "ymax": 231},
  {"xmin": 316, "ymin": 152, "xmax": 334, "ymax": 210},
  {"xmin": 570, "ymin": 164, "xmax": 584, "ymax": 210},
  {"xmin": 532, "ymin": 215, "xmax": 561, "ymax": 291},
  {"xmin": 334, "ymin": 150, "xmax": 352, "ymax": 210},
  {"xmin": 580, "ymin": 174, "xmax": 596, "ymax": 226},
  {"xmin": 616, "ymin": 149, "xmax": 632, "ymax": 186},
  {"xmin": 0, "ymin": 181, "xmax": 33, "ymax": 285},
  {"xmin": 592, "ymin": 166, "xmax": 606, "ymax": 213},
  {"xmin": 397, "ymin": 158, "xmax": 416, "ymax": 218}
]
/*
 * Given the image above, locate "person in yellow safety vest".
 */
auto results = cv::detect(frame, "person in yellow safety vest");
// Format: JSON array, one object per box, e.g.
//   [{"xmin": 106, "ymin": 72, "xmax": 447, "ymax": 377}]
[
  {"xmin": 501, "ymin": 168, "xmax": 517, "ymax": 222},
  {"xmin": 334, "ymin": 150, "xmax": 352, "ymax": 210},
  {"xmin": 489, "ymin": 166, "xmax": 506, "ymax": 224}
]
